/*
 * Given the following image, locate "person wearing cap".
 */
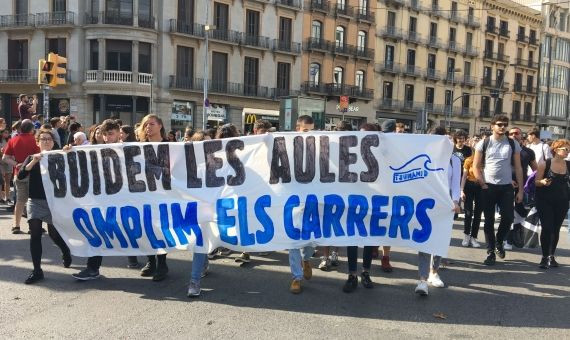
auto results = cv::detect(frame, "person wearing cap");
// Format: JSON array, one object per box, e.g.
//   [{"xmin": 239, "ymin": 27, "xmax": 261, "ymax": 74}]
[{"xmin": 381, "ymin": 119, "xmax": 396, "ymax": 133}]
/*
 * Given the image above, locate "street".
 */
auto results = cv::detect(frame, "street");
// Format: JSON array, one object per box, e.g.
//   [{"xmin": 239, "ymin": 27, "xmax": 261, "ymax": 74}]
[{"xmin": 0, "ymin": 208, "xmax": 569, "ymax": 339}]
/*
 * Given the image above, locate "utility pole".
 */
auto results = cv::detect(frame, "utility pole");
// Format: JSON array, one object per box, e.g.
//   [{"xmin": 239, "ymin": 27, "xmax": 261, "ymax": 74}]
[
  {"xmin": 42, "ymin": 85, "xmax": 50, "ymax": 120},
  {"xmin": 202, "ymin": 2, "xmax": 211, "ymax": 131}
]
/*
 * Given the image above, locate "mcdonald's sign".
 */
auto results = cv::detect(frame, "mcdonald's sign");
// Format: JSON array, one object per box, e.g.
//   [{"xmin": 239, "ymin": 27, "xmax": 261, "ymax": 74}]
[{"xmin": 245, "ymin": 114, "xmax": 257, "ymax": 125}]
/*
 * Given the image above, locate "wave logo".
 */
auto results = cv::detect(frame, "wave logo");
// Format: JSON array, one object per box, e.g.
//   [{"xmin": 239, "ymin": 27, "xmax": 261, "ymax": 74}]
[{"xmin": 389, "ymin": 154, "xmax": 444, "ymax": 184}]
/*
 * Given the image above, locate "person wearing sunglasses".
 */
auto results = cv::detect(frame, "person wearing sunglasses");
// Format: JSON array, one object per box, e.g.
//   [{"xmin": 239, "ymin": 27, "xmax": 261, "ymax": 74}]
[
  {"xmin": 472, "ymin": 115, "xmax": 524, "ymax": 266},
  {"xmin": 534, "ymin": 139, "xmax": 570, "ymax": 269}
]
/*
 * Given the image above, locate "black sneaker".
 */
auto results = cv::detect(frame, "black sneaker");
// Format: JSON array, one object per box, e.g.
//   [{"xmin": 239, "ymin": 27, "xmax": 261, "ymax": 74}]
[
  {"xmin": 342, "ymin": 274, "xmax": 358, "ymax": 293},
  {"xmin": 62, "ymin": 252, "xmax": 72, "ymax": 268},
  {"xmin": 495, "ymin": 243, "xmax": 506, "ymax": 259},
  {"xmin": 127, "ymin": 257, "xmax": 139, "ymax": 268},
  {"xmin": 152, "ymin": 264, "xmax": 169, "ymax": 282},
  {"xmin": 539, "ymin": 257, "xmax": 549, "ymax": 269},
  {"xmin": 140, "ymin": 261, "xmax": 156, "ymax": 277},
  {"xmin": 24, "ymin": 270, "xmax": 44, "ymax": 284},
  {"xmin": 548, "ymin": 256, "xmax": 559, "ymax": 268},
  {"xmin": 483, "ymin": 251, "xmax": 496, "ymax": 266},
  {"xmin": 11, "ymin": 227, "xmax": 24, "ymax": 234},
  {"xmin": 360, "ymin": 271, "xmax": 373, "ymax": 289},
  {"xmin": 72, "ymin": 268, "xmax": 100, "ymax": 281}
]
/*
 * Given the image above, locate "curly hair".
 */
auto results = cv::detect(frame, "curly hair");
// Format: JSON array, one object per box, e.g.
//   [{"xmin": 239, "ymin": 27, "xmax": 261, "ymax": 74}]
[{"xmin": 550, "ymin": 139, "xmax": 570, "ymax": 157}]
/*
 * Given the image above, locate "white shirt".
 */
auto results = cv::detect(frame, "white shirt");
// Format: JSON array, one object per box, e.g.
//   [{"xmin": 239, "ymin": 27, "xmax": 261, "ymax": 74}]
[
  {"xmin": 448, "ymin": 154, "xmax": 461, "ymax": 203},
  {"xmin": 528, "ymin": 142, "xmax": 550, "ymax": 176}
]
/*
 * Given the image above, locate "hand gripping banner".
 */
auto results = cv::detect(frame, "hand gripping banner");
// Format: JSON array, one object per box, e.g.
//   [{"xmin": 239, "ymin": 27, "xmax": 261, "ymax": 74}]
[{"xmin": 40, "ymin": 132, "xmax": 454, "ymax": 257}]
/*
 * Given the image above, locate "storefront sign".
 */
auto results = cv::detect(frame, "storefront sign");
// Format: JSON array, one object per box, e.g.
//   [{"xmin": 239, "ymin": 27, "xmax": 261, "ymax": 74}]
[
  {"xmin": 208, "ymin": 105, "xmax": 226, "ymax": 121},
  {"xmin": 172, "ymin": 101, "xmax": 193, "ymax": 122}
]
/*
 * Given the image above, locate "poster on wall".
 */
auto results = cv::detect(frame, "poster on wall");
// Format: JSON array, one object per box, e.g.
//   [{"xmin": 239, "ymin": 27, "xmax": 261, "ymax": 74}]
[{"xmin": 208, "ymin": 105, "xmax": 226, "ymax": 121}]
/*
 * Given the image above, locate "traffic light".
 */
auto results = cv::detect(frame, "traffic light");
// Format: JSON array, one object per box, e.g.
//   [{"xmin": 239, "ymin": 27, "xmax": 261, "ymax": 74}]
[
  {"xmin": 47, "ymin": 53, "xmax": 67, "ymax": 87},
  {"xmin": 38, "ymin": 59, "xmax": 49, "ymax": 85}
]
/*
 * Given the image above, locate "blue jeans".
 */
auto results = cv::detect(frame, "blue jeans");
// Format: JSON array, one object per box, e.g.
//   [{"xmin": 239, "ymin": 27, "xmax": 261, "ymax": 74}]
[
  {"xmin": 418, "ymin": 252, "xmax": 441, "ymax": 279},
  {"xmin": 190, "ymin": 252, "xmax": 208, "ymax": 282},
  {"xmin": 288, "ymin": 246, "xmax": 314, "ymax": 280}
]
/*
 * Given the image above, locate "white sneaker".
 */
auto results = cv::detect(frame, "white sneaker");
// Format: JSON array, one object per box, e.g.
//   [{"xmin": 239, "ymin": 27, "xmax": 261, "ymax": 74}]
[
  {"xmin": 503, "ymin": 241, "xmax": 513, "ymax": 250},
  {"xmin": 461, "ymin": 234, "xmax": 471, "ymax": 247},
  {"xmin": 330, "ymin": 251, "xmax": 339, "ymax": 266},
  {"xmin": 187, "ymin": 280, "xmax": 201, "ymax": 297},
  {"xmin": 470, "ymin": 238, "xmax": 481, "ymax": 248},
  {"xmin": 318, "ymin": 257, "xmax": 331, "ymax": 271},
  {"xmin": 428, "ymin": 273, "xmax": 445, "ymax": 288},
  {"xmin": 415, "ymin": 280, "xmax": 429, "ymax": 296}
]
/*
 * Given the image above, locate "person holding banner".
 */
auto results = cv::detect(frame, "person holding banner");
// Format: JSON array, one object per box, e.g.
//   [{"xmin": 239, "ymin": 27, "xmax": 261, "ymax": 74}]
[
  {"xmin": 289, "ymin": 115, "xmax": 316, "ymax": 294},
  {"xmin": 21, "ymin": 128, "xmax": 71, "ymax": 284},
  {"xmin": 415, "ymin": 127, "xmax": 461, "ymax": 296},
  {"xmin": 136, "ymin": 114, "xmax": 171, "ymax": 281}
]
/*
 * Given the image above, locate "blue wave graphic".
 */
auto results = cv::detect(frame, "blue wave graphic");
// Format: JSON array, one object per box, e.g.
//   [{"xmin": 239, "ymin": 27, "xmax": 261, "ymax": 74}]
[{"xmin": 389, "ymin": 154, "xmax": 444, "ymax": 172}]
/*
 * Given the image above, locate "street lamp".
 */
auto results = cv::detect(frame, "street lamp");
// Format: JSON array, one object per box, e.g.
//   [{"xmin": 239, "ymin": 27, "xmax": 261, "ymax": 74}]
[
  {"xmin": 202, "ymin": 3, "xmax": 216, "ymax": 131},
  {"xmin": 444, "ymin": 68, "xmax": 462, "ymax": 130}
]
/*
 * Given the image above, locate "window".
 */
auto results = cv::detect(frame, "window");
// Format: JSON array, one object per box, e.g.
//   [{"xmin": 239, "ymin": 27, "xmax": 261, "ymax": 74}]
[
  {"xmin": 481, "ymin": 96, "xmax": 490, "ymax": 115},
  {"xmin": 495, "ymin": 98, "xmax": 503, "ymax": 115},
  {"xmin": 177, "ymin": 0, "xmax": 194, "ymax": 24},
  {"xmin": 311, "ymin": 21, "xmax": 322, "ymax": 40},
  {"xmin": 496, "ymin": 68, "xmax": 505, "ymax": 85},
  {"xmin": 214, "ymin": 2, "xmax": 228, "ymax": 30},
  {"xmin": 512, "ymin": 101, "xmax": 521, "ymax": 120},
  {"xmin": 383, "ymin": 81, "xmax": 393, "ymax": 99},
  {"xmin": 464, "ymin": 61, "xmax": 471, "ymax": 77},
  {"xmin": 90, "ymin": 40, "xmax": 99, "ymax": 70},
  {"xmin": 487, "ymin": 16, "xmax": 495, "ymax": 28},
  {"xmin": 499, "ymin": 20, "xmax": 508, "ymax": 34},
  {"xmin": 279, "ymin": 17, "xmax": 292, "ymax": 44},
  {"xmin": 451, "ymin": 1, "xmax": 457, "ymax": 12},
  {"xmin": 485, "ymin": 39, "xmax": 493, "ymax": 56},
  {"xmin": 277, "ymin": 62, "xmax": 291, "ymax": 93},
  {"xmin": 335, "ymin": 26, "xmax": 345, "ymax": 46},
  {"xmin": 529, "ymin": 29, "xmax": 536, "ymax": 43},
  {"xmin": 524, "ymin": 102, "xmax": 532, "ymax": 119},
  {"xmin": 529, "ymin": 50, "xmax": 534, "ymax": 62},
  {"xmin": 449, "ymin": 27, "xmax": 456, "ymax": 44},
  {"xmin": 385, "ymin": 45, "xmax": 394, "ymax": 65},
  {"xmin": 244, "ymin": 57, "xmax": 259, "ymax": 95},
  {"xmin": 91, "ymin": 0, "xmax": 100, "ymax": 15},
  {"xmin": 518, "ymin": 26, "xmax": 525, "ymax": 39},
  {"xmin": 429, "ymin": 22, "xmax": 437, "ymax": 38},
  {"xmin": 355, "ymin": 70, "xmax": 365, "ymax": 91},
  {"xmin": 106, "ymin": 39, "xmax": 132, "ymax": 71},
  {"xmin": 517, "ymin": 47, "xmax": 522, "ymax": 59},
  {"xmin": 527, "ymin": 75, "xmax": 534, "ymax": 91},
  {"xmin": 447, "ymin": 57, "xmax": 455, "ymax": 79},
  {"xmin": 8, "ymin": 39, "xmax": 28, "ymax": 69},
  {"xmin": 15, "ymin": 0, "xmax": 28, "ymax": 14},
  {"xmin": 46, "ymin": 38, "xmax": 66, "ymax": 57},
  {"xmin": 139, "ymin": 42, "xmax": 151, "ymax": 73},
  {"xmin": 106, "ymin": 0, "xmax": 133, "ymax": 19},
  {"xmin": 176, "ymin": 46, "xmax": 193, "ymax": 79},
  {"xmin": 407, "ymin": 49, "xmax": 416, "ymax": 67},
  {"xmin": 333, "ymin": 66, "xmax": 343, "ymax": 86},
  {"xmin": 405, "ymin": 84, "xmax": 414, "ymax": 105},
  {"xmin": 498, "ymin": 42, "xmax": 505, "ymax": 57},
  {"xmin": 53, "ymin": 0, "xmax": 66, "ymax": 11},
  {"xmin": 427, "ymin": 53, "xmax": 436, "ymax": 70},
  {"xmin": 337, "ymin": 0, "xmax": 346, "ymax": 10},
  {"xmin": 409, "ymin": 17, "xmax": 417, "ymax": 33},
  {"xmin": 246, "ymin": 10, "xmax": 260, "ymax": 38},
  {"xmin": 462, "ymin": 93, "xmax": 470, "ymax": 109},
  {"xmin": 212, "ymin": 51, "xmax": 228, "ymax": 90},
  {"xmin": 445, "ymin": 90, "xmax": 453, "ymax": 107},
  {"xmin": 357, "ymin": 31, "xmax": 366, "ymax": 52},
  {"xmin": 515, "ymin": 73, "xmax": 522, "ymax": 90},
  {"xmin": 139, "ymin": 0, "xmax": 152, "ymax": 24},
  {"xmin": 387, "ymin": 11, "xmax": 396, "ymax": 27},
  {"xmin": 483, "ymin": 66, "xmax": 492, "ymax": 83},
  {"xmin": 425, "ymin": 87, "xmax": 434, "ymax": 106},
  {"xmin": 466, "ymin": 32, "xmax": 473, "ymax": 48},
  {"xmin": 309, "ymin": 63, "xmax": 320, "ymax": 85}
]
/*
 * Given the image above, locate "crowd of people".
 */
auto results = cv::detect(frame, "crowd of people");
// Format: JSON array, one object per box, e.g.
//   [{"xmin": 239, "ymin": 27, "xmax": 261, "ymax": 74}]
[{"xmin": 3, "ymin": 93, "xmax": 569, "ymax": 298}]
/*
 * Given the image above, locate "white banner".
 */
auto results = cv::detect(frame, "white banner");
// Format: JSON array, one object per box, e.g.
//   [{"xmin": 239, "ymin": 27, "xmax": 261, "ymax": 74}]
[{"xmin": 40, "ymin": 132, "xmax": 454, "ymax": 257}]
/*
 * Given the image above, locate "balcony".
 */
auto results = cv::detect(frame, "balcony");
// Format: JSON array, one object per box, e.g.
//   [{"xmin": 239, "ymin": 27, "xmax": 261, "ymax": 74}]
[
  {"xmin": 465, "ymin": 15, "xmax": 480, "ymax": 28},
  {"xmin": 464, "ymin": 45, "xmax": 479, "ymax": 57},
  {"xmin": 375, "ymin": 62, "xmax": 402, "ymax": 74},
  {"xmin": 86, "ymin": 12, "xmax": 133, "ymax": 26},
  {"xmin": 379, "ymin": 26, "xmax": 404, "ymax": 40},
  {"xmin": 514, "ymin": 58, "xmax": 538, "ymax": 69},
  {"xmin": 486, "ymin": 24, "xmax": 498, "ymax": 34},
  {"xmin": 484, "ymin": 51, "xmax": 509, "ymax": 63},
  {"xmin": 385, "ymin": 0, "xmax": 405, "ymax": 7},
  {"xmin": 308, "ymin": 0, "xmax": 330, "ymax": 12},
  {"xmin": 0, "ymin": 69, "xmax": 37, "ymax": 83},
  {"xmin": 429, "ymin": 4, "xmax": 445, "ymax": 18},
  {"xmin": 407, "ymin": 0, "xmax": 424, "ymax": 11},
  {"xmin": 513, "ymin": 83, "xmax": 524, "ymax": 93},
  {"xmin": 209, "ymin": 29, "xmax": 243, "ymax": 44},
  {"xmin": 324, "ymin": 83, "xmax": 373, "ymax": 99},
  {"xmin": 424, "ymin": 68, "xmax": 442, "ymax": 81},
  {"xmin": 275, "ymin": 0, "xmax": 302, "ymax": 10},
  {"xmin": 377, "ymin": 98, "xmax": 401, "ymax": 110},
  {"xmin": 444, "ymin": 73, "xmax": 459, "ymax": 84},
  {"xmin": 523, "ymin": 113, "xmax": 532, "ymax": 122},
  {"xmin": 427, "ymin": 36, "xmax": 443, "ymax": 49},
  {"xmin": 405, "ymin": 31, "xmax": 425, "ymax": 45},
  {"xmin": 138, "ymin": 16, "xmax": 155, "ymax": 29},
  {"xmin": 517, "ymin": 33, "xmax": 529, "ymax": 43},
  {"xmin": 403, "ymin": 64, "xmax": 422, "ymax": 78},
  {"xmin": 85, "ymin": 70, "xmax": 151, "ymax": 85},
  {"xmin": 461, "ymin": 75, "xmax": 477, "ymax": 87},
  {"xmin": 354, "ymin": 46, "xmax": 374, "ymax": 60},
  {"xmin": 0, "ymin": 14, "xmax": 35, "ymax": 28},
  {"xmin": 302, "ymin": 81, "xmax": 327, "ymax": 95},
  {"xmin": 529, "ymin": 36, "xmax": 538, "ymax": 46},
  {"xmin": 480, "ymin": 109, "xmax": 492, "ymax": 118},
  {"xmin": 331, "ymin": 42, "xmax": 353, "ymax": 56},
  {"xmin": 169, "ymin": 20, "xmax": 205, "ymax": 38},
  {"xmin": 481, "ymin": 78, "xmax": 509, "ymax": 89},
  {"xmin": 170, "ymin": 76, "xmax": 283, "ymax": 100},
  {"xmin": 499, "ymin": 29, "xmax": 510, "ymax": 38},
  {"xmin": 459, "ymin": 107, "xmax": 476, "ymax": 116},
  {"xmin": 273, "ymin": 39, "xmax": 302, "ymax": 54},
  {"xmin": 447, "ymin": 41, "xmax": 464, "ymax": 54},
  {"xmin": 512, "ymin": 112, "xmax": 521, "ymax": 121},
  {"xmin": 448, "ymin": 11, "xmax": 462, "ymax": 24},
  {"xmin": 305, "ymin": 37, "xmax": 331, "ymax": 52},
  {"xmin": 354, "ymin": 7, "xmax": 375, "ymax": 23},
  {"xmin": 243, "ymin": 35, "xmax": 271, "ymax": 49},
  {"xmin": 401, "ymin": 101, "xmax": 422, "ymax": 112},
  {"xmin": 36, "ymin": 12, "xmax": 74, "ymax": 26},
  {"xmin": 334, "ymin": 3, "xmax": 354, "ymax": 17},
  {"xmin": 525, "ymin": 85, "xmax": 535, "ymax": 94}
]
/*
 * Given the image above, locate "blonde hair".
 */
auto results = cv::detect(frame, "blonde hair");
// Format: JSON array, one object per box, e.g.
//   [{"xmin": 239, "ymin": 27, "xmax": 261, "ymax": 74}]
[
  {"xmin": 137, "ymin": 114, "xmax": 166, "ymax": 142},
  {"xmin": 550, "ymin": 139, "xmax": 570, "ymax": 157}
]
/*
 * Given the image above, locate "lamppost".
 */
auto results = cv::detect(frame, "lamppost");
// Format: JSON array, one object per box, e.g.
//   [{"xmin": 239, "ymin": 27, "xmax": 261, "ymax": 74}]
[
  {"xmin": 444, "ymin": 68, "xmax": 462, "ymax": 130},
  {"xmin": 202, "ymin": 2, "xmax": 215, "ymax": 131}
]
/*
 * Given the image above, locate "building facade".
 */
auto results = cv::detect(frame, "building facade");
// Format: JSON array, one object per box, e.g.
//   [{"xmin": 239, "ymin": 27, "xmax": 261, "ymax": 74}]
[
  {"xmin": 536, "ymin": 0, "xmax": 570, "ymax": 138},
  {"xmin": 374, "ymin": 0, "xmax": 541, "ymax": 134},
  {"xmin": 301, "ymin": 0, "xmax": 375, "ymax": 130},
  {"xmin": 0, "ymin": 0, "xmax": 303, "ymax": 133}
]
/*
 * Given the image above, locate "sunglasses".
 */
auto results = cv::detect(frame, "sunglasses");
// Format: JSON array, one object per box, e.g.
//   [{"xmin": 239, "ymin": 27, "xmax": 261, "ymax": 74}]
[
  {"xmin": 557, "ymin": 147, "xmax": 569, "ymax": 152},
  {"xmin": 495, "ymin": 123, "xmax": 508, "ymax": 128}
]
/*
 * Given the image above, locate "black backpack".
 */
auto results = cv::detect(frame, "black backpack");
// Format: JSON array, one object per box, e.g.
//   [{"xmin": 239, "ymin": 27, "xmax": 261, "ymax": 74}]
[{"xmin": 481, "ymin": 136, "xmax": 516, "ymax": 167}]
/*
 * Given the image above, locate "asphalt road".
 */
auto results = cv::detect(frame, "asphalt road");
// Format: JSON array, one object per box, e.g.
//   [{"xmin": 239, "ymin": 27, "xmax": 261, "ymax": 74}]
[{"xmin": 1, "ymin": 207, "xmax": 569, "ymax": 339}]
